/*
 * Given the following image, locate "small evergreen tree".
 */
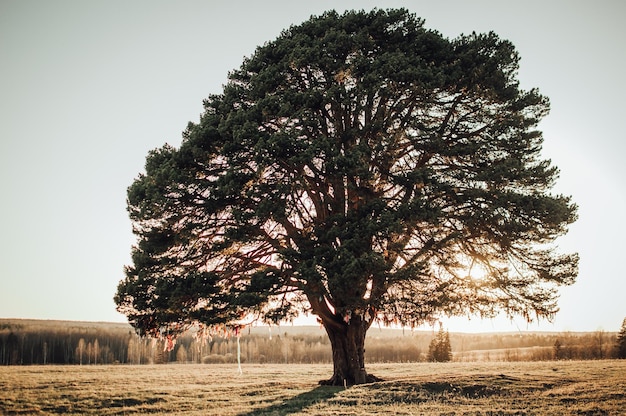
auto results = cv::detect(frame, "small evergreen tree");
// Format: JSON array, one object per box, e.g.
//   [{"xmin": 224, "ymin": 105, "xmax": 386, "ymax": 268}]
[
  {"xmin": 616, "ymin": 318, "xmax": 626, "ymax": 359},
  {"xmin": 553, "ymin": 338, "xmax": 563, "ymax": 360},
  {"xmin": 428, "ymin": 324, "xmax": 452, "ymax": 362}
]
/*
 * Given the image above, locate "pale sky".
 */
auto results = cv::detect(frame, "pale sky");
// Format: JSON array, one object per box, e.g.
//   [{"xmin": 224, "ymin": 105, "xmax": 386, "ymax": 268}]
[{"xmin": 1, "ymin": 0, "xmax": 624, "ymax": 333}]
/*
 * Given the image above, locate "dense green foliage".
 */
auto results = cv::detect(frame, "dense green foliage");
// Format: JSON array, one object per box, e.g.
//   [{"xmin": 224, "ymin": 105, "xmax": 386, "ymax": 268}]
[{"xmin": 115, "ymin": 9, "xmax": 577, "ymax": 379}]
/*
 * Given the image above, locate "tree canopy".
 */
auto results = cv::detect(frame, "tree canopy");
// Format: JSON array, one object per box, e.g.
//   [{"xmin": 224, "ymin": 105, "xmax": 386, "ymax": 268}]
[{"xmin": 115, "ymin": 8, "xmax": 578, "ymax": 384}]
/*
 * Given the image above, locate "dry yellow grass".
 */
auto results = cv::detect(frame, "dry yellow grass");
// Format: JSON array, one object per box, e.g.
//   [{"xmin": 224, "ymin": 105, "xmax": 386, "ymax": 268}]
[{"xmin": 2, "ymin": 360, "xmax": 625, "ymax": 415}]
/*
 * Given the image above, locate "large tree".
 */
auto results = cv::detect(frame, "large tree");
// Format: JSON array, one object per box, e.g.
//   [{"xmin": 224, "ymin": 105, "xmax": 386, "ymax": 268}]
[{"xmin": 115, "ymin": 9, "xmax": 578, "ymax": 385}]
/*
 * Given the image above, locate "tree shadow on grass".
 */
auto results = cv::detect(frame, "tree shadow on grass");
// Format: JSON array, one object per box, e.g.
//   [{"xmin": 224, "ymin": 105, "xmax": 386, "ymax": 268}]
[{"xmin": 237, "ymin": 385, "xmax": 342, "ymax": 416}]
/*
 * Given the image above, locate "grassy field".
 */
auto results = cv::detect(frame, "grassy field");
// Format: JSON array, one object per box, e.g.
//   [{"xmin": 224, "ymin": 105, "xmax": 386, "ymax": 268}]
[{"xmin": 2, "ymin": 361, "xmax": 625, "ymax": 415}]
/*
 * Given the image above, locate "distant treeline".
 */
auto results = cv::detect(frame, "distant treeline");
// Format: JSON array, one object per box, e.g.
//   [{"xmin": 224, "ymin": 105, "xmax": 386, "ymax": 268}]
[{"xmin": 0, "ymin": 319, "xmax": 621, "ymax": 365}]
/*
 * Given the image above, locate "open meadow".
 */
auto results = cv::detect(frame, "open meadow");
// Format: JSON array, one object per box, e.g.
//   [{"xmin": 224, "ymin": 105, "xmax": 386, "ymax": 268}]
[{"xmin": 2, "ymin": 360, "xmax": 625, "ymax": 415}]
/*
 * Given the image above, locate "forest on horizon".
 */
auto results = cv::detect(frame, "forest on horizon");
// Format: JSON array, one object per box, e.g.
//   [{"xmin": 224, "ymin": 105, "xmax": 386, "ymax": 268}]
[{"xmin": 1, "ymin": 318, "xmax": 621, "ymax": 366}]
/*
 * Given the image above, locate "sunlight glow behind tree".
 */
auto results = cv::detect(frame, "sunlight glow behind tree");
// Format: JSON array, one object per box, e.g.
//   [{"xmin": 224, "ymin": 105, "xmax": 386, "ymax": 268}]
[{"xmin": 115, "ymin": 9, "xmax": 578, "ymax": 385}]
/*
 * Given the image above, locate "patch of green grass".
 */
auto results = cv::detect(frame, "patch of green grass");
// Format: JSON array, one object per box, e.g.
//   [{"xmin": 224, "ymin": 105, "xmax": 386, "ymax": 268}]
[{"xmin": 1, "ymin": 361, "xmax": 624, "ymax": 415}]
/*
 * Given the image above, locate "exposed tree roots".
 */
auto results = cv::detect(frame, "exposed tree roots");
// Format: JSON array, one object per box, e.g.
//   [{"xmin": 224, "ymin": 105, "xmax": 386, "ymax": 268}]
[{"xmin": 319, "ymin": 373, "xmax": 384, "ymax": 386}]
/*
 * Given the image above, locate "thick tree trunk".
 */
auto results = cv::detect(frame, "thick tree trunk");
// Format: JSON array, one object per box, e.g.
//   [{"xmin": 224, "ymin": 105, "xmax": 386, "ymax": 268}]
[{"xmin": 318, "ymin": 314, "xmax": 381, "ymax": 386}]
